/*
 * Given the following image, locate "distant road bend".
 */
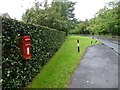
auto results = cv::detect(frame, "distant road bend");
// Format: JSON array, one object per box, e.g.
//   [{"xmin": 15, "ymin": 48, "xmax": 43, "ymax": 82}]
[{"xmin": 92, "ymin": 36, "xmax": 120, "ymax": 55}]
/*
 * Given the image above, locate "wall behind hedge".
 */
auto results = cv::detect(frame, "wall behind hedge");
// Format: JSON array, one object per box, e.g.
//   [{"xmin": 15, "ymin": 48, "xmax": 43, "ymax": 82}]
[{"xmin": 2, "ymin": 17, "xmax": 66, "ymax": 89}]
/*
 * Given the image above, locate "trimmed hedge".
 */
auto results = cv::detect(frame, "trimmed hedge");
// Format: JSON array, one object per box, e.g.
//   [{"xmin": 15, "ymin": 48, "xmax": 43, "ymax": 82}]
[{"xmin": 2, "ymin": 17, "xmax": 66, "ymax": 89}]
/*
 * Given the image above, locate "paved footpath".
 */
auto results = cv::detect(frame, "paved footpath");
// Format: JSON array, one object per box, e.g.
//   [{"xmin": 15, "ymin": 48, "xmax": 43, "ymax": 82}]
[{"xmin": 68, "ymin": 44, "xmax": 119, "ymax": 88}]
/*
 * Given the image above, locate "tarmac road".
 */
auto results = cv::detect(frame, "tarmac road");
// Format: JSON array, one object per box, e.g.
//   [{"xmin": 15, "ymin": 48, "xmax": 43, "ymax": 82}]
[
  {"xmin": 68, "ymin": 44, "xmax": 119, "ymax": 88},
  {"xmin": 94, "ymin": 37, "xmax": 120, "ymax": 55}
]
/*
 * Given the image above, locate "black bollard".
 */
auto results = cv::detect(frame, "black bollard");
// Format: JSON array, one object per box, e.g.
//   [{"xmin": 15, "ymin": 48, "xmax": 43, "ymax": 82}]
[
  {"xmin": 91, "ymin": 41, "xmax": 93, "ymax": 44},
  {"xmin": 77, "ymin": 40, "xmax": 80, "ymax": 52},
  {"xmin": 91, "ymin": 37, "xmax": 94, "ymax": 44},
  {"xmin": 95, "ymin": 40, "xmax": 97, "ymax": 43}
]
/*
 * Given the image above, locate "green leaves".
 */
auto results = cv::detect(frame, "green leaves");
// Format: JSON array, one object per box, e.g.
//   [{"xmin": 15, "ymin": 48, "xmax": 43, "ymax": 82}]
[
  {"xmin": 70, "ymin": 19, "xmax": 89, "ymax": 34},
  {"xmin": 87, "ymin": 1, "xmax": 120, "ymax": 35},
  {"xmin": 22, "ymin": 0, "xmax": 76, "ymax": 35},
  {"xmin": 2, "ymin": 18, "xmax": 66, "ymax": 89}
]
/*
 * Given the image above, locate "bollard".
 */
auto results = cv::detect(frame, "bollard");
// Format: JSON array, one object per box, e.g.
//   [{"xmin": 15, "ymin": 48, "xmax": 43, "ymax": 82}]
[
  {"xmin": 77, "ymin": 40, "xmax": 80, "ymax": 52},
  {"xmin": 95, "ymin": 40, "xmax": 97, "ymax": 43},
  {"xmin": 91, "ymin": 41, "xmax": 93, "ymax": 44},
  {"xmin": 91, "ymin": 37, "xmax": 94, "ymax": 44}
]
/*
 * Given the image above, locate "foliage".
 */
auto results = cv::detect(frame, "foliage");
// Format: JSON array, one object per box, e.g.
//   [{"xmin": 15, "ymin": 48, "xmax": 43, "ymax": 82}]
[
  {"xmin": 87, "ymin": 1, "xmax": 120, "ymax": 36},
  {"xmin": 22, "ymin": 0, "xmax": 77, "ymax": 34},
  {"xmin": 70, "ymin": 19, "xmax": 90, "ymax": 34},
  {"xmin": 2, "ymin": 17, "xmax": 66, "ymax": 89},
  {"xmin": 70, "ymin": 1, "xmax": 120, "ymax": 36}
]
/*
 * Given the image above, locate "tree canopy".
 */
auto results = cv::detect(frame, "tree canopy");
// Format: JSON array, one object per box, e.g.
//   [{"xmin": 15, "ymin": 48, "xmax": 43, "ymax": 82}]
[
  {"xmin": 70, "ymin": 1, "xmax": 120, "ymax": 36},
  {"xmin": 87, "ymin": 1, "xmax": 119, "ymax": 36},
  {"xmin": 22, "ymin": 0, "xmax": 77, "ymax": 34}
]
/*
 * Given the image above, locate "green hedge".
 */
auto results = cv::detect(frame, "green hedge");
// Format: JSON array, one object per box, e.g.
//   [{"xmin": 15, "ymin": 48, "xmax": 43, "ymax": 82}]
[{"xmin": 2, "ymin": 17, "xmax": 66, "ymax": 89}]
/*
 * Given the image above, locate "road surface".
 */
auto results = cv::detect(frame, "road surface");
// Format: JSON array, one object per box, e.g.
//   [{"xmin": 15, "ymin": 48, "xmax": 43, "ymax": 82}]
[
  {"xmin": 68, "ymin": 44, "xmax": 119, "ymax": 88},
  {"xmin": 91, "ymin": 36, "xmax": 120, "ymax": 55}
]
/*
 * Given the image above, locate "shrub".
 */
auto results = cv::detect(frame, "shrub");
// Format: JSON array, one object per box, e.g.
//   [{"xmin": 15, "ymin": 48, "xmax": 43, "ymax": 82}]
[{"xmin": 2, "ymin": 17, "xmax": 66, "ymax": 89}]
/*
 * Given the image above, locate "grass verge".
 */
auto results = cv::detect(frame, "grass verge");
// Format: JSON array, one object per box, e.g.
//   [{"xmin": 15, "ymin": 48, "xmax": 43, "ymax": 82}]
[{"xmin": 27, "ymin": 35, "xmax": 100, "ymax": 88}]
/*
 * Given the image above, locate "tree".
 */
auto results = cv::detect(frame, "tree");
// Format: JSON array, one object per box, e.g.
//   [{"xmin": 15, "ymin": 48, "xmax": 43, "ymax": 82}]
[
  {"xmin": 70, "ymin": 19, "xmax": 89, "ymax": 34},
  {"xmin": 87, "ymin": 1, "xmax": 120, "ymax": 36},
  {"xmin": 22, "ymin": 0, "xmax": 77, "ymax": 34}
]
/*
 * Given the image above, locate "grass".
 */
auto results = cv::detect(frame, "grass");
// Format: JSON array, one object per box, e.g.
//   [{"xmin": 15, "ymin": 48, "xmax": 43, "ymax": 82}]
[{"xmin": 27, "ymin": 35, "xmax": 100, "ymax": 88}]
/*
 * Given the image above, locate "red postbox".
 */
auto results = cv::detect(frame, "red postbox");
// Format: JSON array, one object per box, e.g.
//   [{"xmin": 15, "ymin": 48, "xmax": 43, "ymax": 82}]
[{"xmin": 20, "ymin": 36, "xmax": 31, "ymax": 60}]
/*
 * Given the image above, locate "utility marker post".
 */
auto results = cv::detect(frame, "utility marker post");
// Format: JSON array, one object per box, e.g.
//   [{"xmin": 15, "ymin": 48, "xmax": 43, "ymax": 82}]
[
  {"xmin": 91, "ymin": 37, "xmax": 94, "ymax": 44},
  {"xmin": 77, "ymin": 39, "xmax": 80, "ymax": 52}
]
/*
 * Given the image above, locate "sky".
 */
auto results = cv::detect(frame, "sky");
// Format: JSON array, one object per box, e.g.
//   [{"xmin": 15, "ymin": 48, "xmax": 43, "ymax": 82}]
[{"xmin": 0, "ymin": 0, "xmax": 116, "ymax": 21}]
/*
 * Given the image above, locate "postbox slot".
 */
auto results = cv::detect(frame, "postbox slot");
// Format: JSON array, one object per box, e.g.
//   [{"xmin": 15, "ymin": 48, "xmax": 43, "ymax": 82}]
[{"xmin": 26, "ymin": 41, "xmax": 30, "ymax": 43}]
